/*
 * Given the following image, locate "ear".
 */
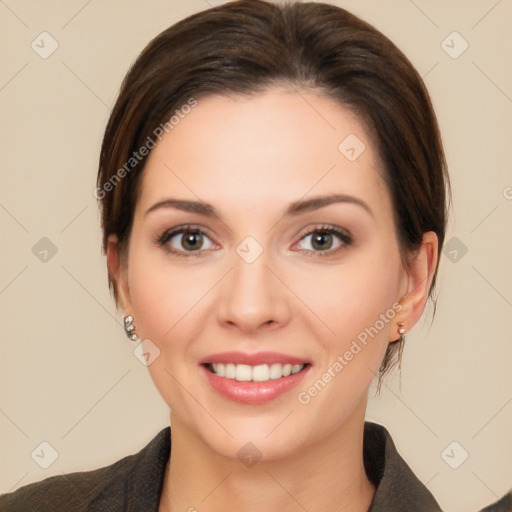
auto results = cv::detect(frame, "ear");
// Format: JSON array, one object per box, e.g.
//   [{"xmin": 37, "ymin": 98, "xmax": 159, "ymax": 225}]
[
  {"xmin": 394, "ymin": 231, "xmax": 439, "ymax": 337},
  {"xmin": 106, "ymin": 234, "xmax": 133, "ymax": 314}
]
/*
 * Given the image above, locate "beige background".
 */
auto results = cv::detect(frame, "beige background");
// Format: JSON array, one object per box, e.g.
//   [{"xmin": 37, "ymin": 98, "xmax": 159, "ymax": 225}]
[{"xmin": 0, "ymin": 0, "xmax": 511, "ymax": 510}]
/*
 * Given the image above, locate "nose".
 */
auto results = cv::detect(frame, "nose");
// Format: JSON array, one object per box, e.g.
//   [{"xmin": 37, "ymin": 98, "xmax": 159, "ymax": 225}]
[{"xmin": 216, "ymin": 247, "xmax": 292, "ymax": 335}]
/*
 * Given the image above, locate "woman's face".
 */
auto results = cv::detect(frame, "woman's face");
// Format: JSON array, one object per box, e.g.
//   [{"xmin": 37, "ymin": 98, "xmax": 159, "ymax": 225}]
[{"xmin": 112, "ymin": 87, "xmax": 415, "ymax": 461}]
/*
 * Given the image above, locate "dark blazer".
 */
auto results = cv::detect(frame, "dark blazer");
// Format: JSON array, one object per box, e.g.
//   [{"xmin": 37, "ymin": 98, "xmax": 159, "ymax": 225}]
[
  {"xmin": 481, "ymin": 492, "xmax": 512, "ymax": 512},
  {"xmin": 0, "ymin": 421, "xmax": 447, "ymax": 511}
]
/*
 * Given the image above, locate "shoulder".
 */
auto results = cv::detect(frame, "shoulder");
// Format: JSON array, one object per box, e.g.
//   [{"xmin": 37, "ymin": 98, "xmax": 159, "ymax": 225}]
[
  {"xmin": 0, "ymin": 426, "xmax": 170, "ymax": 512},
  {"xmin": 363, "ymin": 423, "xmax": 511, "ymax": 512},
  {"xmin": 0, "ymin": 455, "xmax": 134, "ymax": 512},
  {"xmin": 480, "ymin": 491, "xmax": 512, "ymax": 512},
  {"xmin": 364, "ymin": 421, "xmax": 443, "ymax": 512}
]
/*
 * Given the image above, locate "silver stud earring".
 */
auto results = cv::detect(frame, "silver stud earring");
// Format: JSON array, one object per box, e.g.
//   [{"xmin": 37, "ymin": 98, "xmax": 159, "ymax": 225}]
[{"xmin": 124, "ymin": 315, "xmax": 139, "ymax": 342}]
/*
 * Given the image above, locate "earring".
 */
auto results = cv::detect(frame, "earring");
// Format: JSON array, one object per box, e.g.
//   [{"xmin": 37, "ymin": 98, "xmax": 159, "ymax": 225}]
[
  {"xmin": 124, "ymin": 315, "xmax": 139, "ymax": 342},
  {"xmin": 397, "ymin": 322, "xmax": 406, "ymax": 368}
]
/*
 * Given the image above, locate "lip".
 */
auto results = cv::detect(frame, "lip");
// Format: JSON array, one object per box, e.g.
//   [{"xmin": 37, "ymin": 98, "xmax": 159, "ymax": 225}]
[{"xmin": 199, "ymin": 352, "xmax": 312, "ymax": 405}]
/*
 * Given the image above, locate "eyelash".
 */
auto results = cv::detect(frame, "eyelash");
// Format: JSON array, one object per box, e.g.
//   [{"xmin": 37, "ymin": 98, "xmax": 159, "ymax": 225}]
[{"xmin": 154, "ymin": 223, "xmax": 353, "ymax": 258}]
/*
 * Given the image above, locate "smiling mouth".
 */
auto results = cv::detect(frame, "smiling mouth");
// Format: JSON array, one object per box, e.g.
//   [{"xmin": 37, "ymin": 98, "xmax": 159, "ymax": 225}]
[{"xmin": 203, "ymin": 362, "xmax": 310, "ymax": 382}]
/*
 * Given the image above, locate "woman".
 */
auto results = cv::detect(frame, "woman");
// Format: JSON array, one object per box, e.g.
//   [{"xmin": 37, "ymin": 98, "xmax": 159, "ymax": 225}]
[{"xmin": 3, "ymin": 0, "xmax": 502, "ymax": 510}]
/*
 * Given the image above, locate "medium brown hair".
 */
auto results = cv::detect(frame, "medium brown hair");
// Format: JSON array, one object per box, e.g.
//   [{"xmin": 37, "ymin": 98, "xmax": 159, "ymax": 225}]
[{"xmin": 96, "ymin": 0, "xmax": 451, "ymax": 381}]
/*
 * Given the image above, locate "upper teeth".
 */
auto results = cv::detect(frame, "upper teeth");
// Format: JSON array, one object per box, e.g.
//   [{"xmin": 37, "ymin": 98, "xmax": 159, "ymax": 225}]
[{"xmin": 211, "ymin": 363, "xmax": 305, "ymax": 382}]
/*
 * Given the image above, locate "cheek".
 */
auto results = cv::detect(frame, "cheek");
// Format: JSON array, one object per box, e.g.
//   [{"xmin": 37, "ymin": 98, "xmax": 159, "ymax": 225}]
[
  {"xmin": 125, "ymin": 239, "xmax": 190, "ymax": 344},
  {"xmin": 130, "ymin": 273, "xmax": 206, "ymax": 348},
  {"xmin": 293, "ymin": 257, "xmax": 401, "ymax": 425},
  {"xmin": 125, "ymin": 245, "xmax": 211, "ymax": 407},
  {"xmin": 297, "ymin": 245, "xmax": 402, "ymax": 347},
  {"xmin": 292, "ymin": 242, "xmax": 402, "ymax": 409},
  {"xmin": 126, "ymin": 242, "xmax": 225, "ymax": 393}
]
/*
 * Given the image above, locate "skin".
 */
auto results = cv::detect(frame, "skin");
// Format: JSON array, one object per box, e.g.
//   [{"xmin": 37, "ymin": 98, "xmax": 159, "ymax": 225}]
[{"xmin": 107, "ymin": 86, "xmax": 438, "ymax": 512}]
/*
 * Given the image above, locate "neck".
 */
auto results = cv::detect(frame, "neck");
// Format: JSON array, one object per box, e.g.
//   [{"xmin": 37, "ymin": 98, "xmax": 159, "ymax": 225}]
[{"xmin": 159, "ymin": 407, "xmax": 375, "ymax": 512}]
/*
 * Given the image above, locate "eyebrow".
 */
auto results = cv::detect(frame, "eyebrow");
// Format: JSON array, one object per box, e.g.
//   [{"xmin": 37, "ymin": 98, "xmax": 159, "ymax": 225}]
[{"xmin": 144, "ymin": 193, "xmax": 374, "ymax": 220}]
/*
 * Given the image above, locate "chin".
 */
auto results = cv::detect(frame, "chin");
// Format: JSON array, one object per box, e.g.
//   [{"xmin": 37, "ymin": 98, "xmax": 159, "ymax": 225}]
[
  {"xmin": 193, "ymin": 403, "xmax": 322, "ymax": 461},
  {"xmin": 210, "ymin": 424, "xmax": 310, "ymax": 463}
]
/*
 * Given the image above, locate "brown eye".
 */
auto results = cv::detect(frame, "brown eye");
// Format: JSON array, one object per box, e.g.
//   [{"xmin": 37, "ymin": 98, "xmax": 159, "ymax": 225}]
[
  {"xmin": 295, "ymin": 226, "xmax": 353, "ymax": 256},
  {"xmin": 180, "ymin": 230, "xmax": 204, "ymax": 251},
  {"xmin": 309, "ymin": 231, "xmax": 335, "ymax": 251},
  {"xmin": 157, "ymin": 225, "xmax": 216, "ymax": 256}
]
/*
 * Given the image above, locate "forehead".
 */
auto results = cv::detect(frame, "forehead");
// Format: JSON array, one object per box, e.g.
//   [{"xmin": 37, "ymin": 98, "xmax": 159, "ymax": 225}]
[{"xmin": 137, "ymin": 87, "xmax": 390, "ymax": 219}]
